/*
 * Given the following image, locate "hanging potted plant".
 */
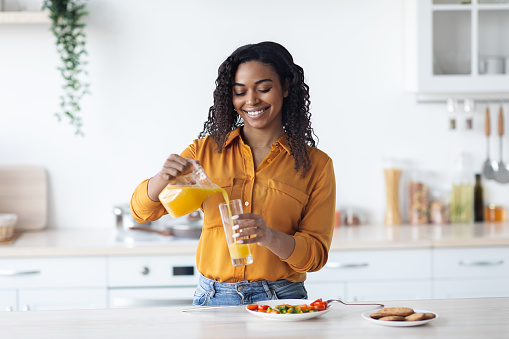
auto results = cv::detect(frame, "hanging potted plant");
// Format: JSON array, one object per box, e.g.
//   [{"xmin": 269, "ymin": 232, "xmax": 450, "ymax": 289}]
[{"xmin": 43, "ymin": 0, "xmax": 90, "ymax": 135}]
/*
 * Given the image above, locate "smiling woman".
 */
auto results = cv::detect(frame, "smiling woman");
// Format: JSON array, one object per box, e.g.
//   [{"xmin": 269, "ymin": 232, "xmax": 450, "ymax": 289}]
[{"xmin": 130, "ymin": 41, "xmax": 336, "ymax": 307}]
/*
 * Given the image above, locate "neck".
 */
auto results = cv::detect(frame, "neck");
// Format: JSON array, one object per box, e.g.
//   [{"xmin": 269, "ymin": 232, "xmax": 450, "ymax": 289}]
[{"xmin": 241, "ymin": 126, "xmax": 285, "ymax": 148}]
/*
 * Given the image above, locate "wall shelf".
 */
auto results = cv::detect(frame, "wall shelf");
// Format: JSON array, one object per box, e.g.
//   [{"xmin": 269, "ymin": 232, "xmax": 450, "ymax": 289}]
[{"xmin": 0, "ymin": 11, "xmax": 50, "ymax": 24}]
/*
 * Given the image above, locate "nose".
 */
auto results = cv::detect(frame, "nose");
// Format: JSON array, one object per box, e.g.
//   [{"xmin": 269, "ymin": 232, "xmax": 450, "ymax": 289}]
[{"xmin": 246, "ymin": 91, "xmax": 259, "ymax": 105}]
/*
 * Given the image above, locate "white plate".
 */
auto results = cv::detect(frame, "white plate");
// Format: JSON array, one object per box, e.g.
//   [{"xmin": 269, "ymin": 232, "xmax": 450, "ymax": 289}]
[
  {"xmin": 245, "ymin": 299, "xmax": 332, "ymax": 321},
  {"xmin": 362, "ymin": 309, "xmax": 438, "ymax": 327}
]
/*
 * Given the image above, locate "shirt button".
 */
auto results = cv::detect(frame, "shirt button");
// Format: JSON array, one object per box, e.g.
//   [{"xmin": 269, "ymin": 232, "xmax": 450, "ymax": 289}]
[{"xmin": 244, "ymin": 201, "xmax": 249, "ymax": 207}]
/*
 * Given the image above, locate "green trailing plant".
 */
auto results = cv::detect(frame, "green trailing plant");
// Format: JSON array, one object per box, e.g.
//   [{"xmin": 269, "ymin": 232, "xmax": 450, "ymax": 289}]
[{"xmin": 43, "ymin": 0, "xmax": 90, "ymax": 136}]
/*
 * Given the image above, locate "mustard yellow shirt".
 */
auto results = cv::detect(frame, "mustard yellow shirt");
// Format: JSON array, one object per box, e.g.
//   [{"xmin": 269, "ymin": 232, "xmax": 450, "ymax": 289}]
[{"xmin": 131, "ymin": 127, "xmax": 336, "ymax": 283}]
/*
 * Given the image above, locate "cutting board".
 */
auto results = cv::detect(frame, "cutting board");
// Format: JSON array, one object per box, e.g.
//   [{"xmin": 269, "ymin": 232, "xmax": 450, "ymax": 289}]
[{"xmin": 0, "ymin": 165, "xmax": 47, "ymax": 230}]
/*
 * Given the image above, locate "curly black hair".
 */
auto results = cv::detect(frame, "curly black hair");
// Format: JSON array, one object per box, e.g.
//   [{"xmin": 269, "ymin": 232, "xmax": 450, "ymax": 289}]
[{"xmin": 199, "ymin": 41, "xmax": 317, "ymax": 176}]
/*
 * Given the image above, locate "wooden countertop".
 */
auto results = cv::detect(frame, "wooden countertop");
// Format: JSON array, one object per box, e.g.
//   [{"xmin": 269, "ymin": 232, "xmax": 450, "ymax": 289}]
[
  {"xmin": 0, "ymin": 297, "xmax": 507, "ymax": 338},
  {"xmin": 1, "ymin": 222, "xmax": 508, "ymax": 257}
]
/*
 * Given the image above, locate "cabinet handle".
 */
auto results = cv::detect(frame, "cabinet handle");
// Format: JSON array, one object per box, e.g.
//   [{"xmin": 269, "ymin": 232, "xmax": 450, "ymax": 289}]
[
  {"xmin": 325, "ymin": 262, "xmax": 369, "ymax": 269},
  {"xmin": 459, "ymin": 260, "xmax": 504, "ymax": 266},
  {"xmin": 140, "ymin": 266, "xmax": 150, "ymax": 275},
  {"xmin": 0, "ymin": 270, "xmax": 41, "ymax": 276}
]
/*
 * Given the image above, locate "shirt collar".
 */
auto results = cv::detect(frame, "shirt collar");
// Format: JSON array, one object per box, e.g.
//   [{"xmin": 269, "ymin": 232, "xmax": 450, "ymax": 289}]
[{"xmin": 224, "ymin": 127, "xmax": 291, "ymax": 154}]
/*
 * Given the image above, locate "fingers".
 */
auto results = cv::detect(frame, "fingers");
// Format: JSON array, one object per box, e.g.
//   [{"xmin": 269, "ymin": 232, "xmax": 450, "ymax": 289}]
[{"xmin": 159, "ymin": 155, "xmax": 197, "ymax": 181}]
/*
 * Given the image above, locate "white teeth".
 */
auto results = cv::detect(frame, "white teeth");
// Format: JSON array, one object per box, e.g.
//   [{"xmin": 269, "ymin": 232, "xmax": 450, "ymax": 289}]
[{"xmin": 245, "ymin": 108, "xmax": 267, "ymax": 116}]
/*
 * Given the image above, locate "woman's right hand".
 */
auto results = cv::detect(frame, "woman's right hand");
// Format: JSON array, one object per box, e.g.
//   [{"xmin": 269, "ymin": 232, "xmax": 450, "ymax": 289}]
[{"xmin": 147, "ymin": 154, "xmax": 198, "ymax": 201}]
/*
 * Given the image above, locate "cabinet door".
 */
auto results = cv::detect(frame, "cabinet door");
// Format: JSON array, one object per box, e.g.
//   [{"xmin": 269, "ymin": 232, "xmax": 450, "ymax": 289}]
[
  {"xmin": 18, "ymin": 288, "xmax": 107, "ymax": 311},
  {"xmin": 434, "ymin": 278, "xmax": 509, "ymax": 298},
  {"xmin": 0, "ymin": 290, "xmax": 17, "ymax": 311},
  {"xmin": 309, "ymin": 249, "xmax": 432, "ymax": 281},
  {"xmin": 0, "ymin": 257, "xmax": 107, "ymax": 288},
  {"xmin": 433, "ymin": 247, "xmax": 509, "ymax": 279},
  {"xmin": 347, "ymin": 281, "xmax": 432, "ymax": 302},
  {"xmin": 406, "ymin": 0, "xmax": 509, "ymax": 95}
]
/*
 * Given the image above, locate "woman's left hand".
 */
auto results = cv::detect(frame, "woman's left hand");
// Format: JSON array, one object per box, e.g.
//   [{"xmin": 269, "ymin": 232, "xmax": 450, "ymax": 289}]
[
  {"xmin": 231, "ymin": 213, "xmax": 295, "ymax": 260},
  {"xmin": 231, "ymin": 213, "xmax": 273, "ymax": 247}
]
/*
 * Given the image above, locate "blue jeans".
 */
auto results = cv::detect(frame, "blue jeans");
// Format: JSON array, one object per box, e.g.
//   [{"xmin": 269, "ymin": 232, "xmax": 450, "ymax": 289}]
[{"xmin": 193, "ymin": 274, "xmax": 308, "ymax": 306}]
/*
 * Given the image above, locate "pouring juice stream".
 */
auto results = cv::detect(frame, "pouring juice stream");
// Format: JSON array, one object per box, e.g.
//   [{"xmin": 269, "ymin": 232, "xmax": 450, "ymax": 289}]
[{"xmin": 158, "ymin": 182, "xmax": 250, "ymax": 260}]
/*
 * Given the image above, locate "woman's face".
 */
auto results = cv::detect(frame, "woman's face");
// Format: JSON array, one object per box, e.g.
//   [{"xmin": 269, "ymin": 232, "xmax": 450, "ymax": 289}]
[{"xmin": 232, "ymin": 61, "xmax": 288, "ymax": 133}]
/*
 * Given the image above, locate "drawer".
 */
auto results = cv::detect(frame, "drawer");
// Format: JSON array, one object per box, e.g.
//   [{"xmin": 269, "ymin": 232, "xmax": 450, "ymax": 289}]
[
  {"xmin": 433, "ymin": 247, "xmax": 509, "ymax": 279},
  {"xmin": 0, "ymin": 257, "xmax": 107, "ymax": 288},
  {"xmin": 308, "ymin": 249, "xmax": 432, "ymax": 281},
  {"xmin": 108, "ymin": 255, "xmax": 199, "ymax": 287}
]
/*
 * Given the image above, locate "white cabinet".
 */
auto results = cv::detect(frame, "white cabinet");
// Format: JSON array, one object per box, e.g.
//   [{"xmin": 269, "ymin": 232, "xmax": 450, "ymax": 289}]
[
  {"xmin": 107, "ymin": 255, "xmax": 198, "ymax": 308},
  {"xmin": 0, "ymin": 257, "xmax": 107, "ymax": 311},
  {"xmin": 433, "ymin": 246, "xmax": 509, "ymax": 298},
  {"xmin": 306, "ymin": 249, "xmax": 433, "ymax": 302},
  {"xmin": 0, "ymin": 290, "xmax": 17, "ymax": 311},
  {"xmin": 405, "ymin": 0, "xmax": 509, "ymax": 96}
]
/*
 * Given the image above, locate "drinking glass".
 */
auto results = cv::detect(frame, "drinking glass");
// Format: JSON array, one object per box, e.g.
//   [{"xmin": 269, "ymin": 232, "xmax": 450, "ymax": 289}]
[{"xmin": 218, "ymin": 199, "xmax": 253, "ymax": 267}]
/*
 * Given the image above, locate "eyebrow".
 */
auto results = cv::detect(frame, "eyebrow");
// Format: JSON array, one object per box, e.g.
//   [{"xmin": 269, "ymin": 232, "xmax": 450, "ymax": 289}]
[{"xmin": 233, "ymin": 78, "xmax": 273, "ymax": 87}]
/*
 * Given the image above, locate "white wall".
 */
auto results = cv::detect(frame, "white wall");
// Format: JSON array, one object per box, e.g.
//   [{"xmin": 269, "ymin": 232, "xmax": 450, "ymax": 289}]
[{"xmin": 0, "ymin": 0, "xmax": 507, "ymax": 229}]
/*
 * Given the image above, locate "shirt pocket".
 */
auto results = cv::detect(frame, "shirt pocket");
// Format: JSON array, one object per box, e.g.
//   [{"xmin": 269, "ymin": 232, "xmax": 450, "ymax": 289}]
[
  {"xmin": 264, "ymin": 179, "xmax": 310, "ymax": 234},
  {"xmin": 202, "ymin": 177, "xmax": 234, "ymax": 230}
]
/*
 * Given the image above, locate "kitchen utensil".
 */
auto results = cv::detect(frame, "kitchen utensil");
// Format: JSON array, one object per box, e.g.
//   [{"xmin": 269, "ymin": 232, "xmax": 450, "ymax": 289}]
[
  {"xmin": 362, "ymin": 309, "xmax": 438, "ymax": 327},
  {"xmin": 482, "ymin": 106, "xmax": 496, "ymax": 180},
  {"xmin": 0, "ymin": 165, "xmax": 47, "ymax": 230},
  {"xmin": 495, "ymin": 106, "xmax": 509, "ymax": 184},
  {"xmin": 326, "ymin": 299, "xmax": 384, "ymax": 308}
]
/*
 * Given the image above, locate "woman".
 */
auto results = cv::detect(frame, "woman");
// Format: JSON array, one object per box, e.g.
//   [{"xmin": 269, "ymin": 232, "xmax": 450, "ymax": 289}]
[{"xmin": 131, "ymin": 41, "xmax": 336, "ymax": 306}]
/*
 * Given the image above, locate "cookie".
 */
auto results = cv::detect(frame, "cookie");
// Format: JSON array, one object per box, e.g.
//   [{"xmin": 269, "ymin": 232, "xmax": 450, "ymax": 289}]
[
  {"xmin": 370, "ymin": 313, "xmax": 385, "ymax": 319},
  {"xmin": 375, "ymin": 307, "xmax": 415, "ymax": 317},
  {"xmin": 379, "ymin": 316, "xmax": 406, "ymax": 321},
  {"xmin": 405, "ymin": 313, "xmax": 426, "ymax": 321},
  {"xmin": 423, "ymin": 312, "xmax": 436, "ymax": 320}
]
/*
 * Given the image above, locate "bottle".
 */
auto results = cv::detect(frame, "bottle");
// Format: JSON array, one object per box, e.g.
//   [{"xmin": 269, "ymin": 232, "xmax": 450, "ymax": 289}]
[
  {"xmin": 450, "ymin": 153, "xmax": 474, "ymax": 223},
  {"xmin": 474, "ymin": 174, "xmax": 484, "ymax": 222}
]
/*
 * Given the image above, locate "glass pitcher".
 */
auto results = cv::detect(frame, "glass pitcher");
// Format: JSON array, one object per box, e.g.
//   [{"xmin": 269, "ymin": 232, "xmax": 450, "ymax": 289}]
[{"xmin": 158, "ymin": 165, "xmax": 225, "ymax": 218}]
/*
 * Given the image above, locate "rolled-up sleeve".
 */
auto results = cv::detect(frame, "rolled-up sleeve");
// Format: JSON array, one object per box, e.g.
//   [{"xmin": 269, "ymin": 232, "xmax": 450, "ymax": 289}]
[
  {"xmin": 130, "ymin": 179, "xmax": 167, "ymax": 223},
  {"xmin": 283, "ymin": 157, "xmax": 336, "ymax": 272}
]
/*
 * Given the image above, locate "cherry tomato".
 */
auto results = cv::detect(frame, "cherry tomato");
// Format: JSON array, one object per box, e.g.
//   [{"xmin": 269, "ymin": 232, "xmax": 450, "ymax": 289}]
[
  {"xmin": 269, "ymin": 310, "xmax": 280, "ymax": 314},
  {"xmin": 310, "ymin": 298, "xmax": 323, "ymax": 306},
  {"xmin": 247, "ymin": 304, "xmax": 258, "ymax": 311},
  {"xmin": 312, "ymin": 302, "xmax": 327, "ymax": 311},
  {"xmin": 257, "ymin": 304, "xmax": 269, "ymax": 311}
]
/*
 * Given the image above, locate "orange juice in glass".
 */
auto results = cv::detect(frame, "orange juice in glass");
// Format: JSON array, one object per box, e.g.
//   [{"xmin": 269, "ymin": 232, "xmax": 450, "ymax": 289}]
[{"xmin": 219, "ymin": 199, "xmax": 253, "ymax": 267}]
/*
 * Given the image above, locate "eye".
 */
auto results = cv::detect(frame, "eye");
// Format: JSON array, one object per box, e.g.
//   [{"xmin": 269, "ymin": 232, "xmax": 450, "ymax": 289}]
[
  {"xmin": 259, "ymin": 88, "xmax": 271, "ymax": 93},
  {"xmin": 234, "ymin": 92, "xmax": 246, "ymax": 96}
]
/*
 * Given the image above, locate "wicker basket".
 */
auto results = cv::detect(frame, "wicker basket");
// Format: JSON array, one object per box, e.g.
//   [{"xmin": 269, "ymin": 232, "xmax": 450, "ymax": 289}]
[{"xmin": 0, "ymin": 214, "xmax": 18, "ymax": 241}]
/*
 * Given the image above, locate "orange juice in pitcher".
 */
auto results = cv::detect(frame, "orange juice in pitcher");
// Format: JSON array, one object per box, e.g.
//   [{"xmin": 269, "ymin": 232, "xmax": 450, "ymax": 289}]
[{"xmin": 158, "ymin": 165, "xmax": 227, "ymax": 218}]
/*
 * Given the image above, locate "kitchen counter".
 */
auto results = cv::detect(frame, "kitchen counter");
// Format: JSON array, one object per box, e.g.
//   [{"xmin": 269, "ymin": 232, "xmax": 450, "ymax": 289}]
[
  {"xmin": 0, "ymin": 297, "xmax": 507, "ymax": 338},
  {"xmin": 1, "ymin": 222, "xmax": 508, "ymax": 257}
]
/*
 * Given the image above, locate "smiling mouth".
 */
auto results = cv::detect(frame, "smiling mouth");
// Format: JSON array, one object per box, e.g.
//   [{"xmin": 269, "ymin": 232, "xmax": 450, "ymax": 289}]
[{"xmin": 244, "ymin": 107, "xmax": 269, "ymax": 116}]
